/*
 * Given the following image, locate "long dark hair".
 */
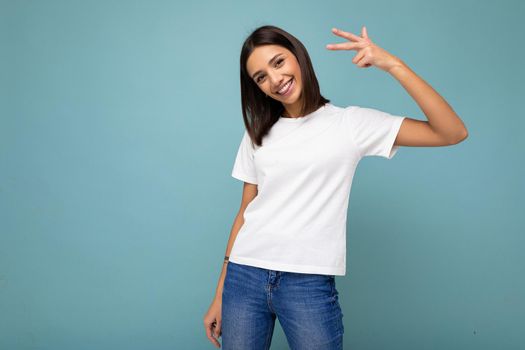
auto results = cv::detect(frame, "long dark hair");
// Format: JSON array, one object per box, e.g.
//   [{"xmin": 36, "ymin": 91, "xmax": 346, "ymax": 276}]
[{"xmin": 239, "ymin": 25, "xmax": 330, "ymax": 147}]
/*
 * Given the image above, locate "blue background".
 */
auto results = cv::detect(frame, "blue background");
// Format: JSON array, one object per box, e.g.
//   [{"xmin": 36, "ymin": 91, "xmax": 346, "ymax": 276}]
[{"xmin": 1, "ymin": 0, "xmax": 524, "ymax": 349}]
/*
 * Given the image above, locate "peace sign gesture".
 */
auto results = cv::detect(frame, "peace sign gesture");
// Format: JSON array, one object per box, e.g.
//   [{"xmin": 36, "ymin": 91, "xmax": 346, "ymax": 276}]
[{"xmin": 326, "ymin": 26, "xmax": 403, "ymax": 73}]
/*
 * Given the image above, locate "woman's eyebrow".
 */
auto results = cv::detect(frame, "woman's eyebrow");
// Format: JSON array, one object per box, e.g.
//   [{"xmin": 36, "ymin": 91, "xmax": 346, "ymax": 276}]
[{"xmin": 251, "ymin": 53, "xmax": 284, "ymax": 79}]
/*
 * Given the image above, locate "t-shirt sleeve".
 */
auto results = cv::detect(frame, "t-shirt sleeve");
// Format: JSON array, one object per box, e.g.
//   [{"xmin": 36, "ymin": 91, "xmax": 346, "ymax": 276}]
[
  {"xmin": 231, "ymin": 130, "xmax": 258, "ymax": 184},
  {"xmin": 345, "ymin": 106, "xmax": 406, "ymax": 159}
]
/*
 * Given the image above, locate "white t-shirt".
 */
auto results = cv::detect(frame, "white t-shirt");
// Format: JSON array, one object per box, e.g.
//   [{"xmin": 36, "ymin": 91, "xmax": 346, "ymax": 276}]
[{"xmin": 229, "ymin": 102, "xmax": 406, "ymax": 276}]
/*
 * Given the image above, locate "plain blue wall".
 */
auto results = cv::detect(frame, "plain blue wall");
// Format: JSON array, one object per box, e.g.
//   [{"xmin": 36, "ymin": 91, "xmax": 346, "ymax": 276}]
[{"xmin": 1, "ymin": 0, "xmax": 524, "ymax": 349}]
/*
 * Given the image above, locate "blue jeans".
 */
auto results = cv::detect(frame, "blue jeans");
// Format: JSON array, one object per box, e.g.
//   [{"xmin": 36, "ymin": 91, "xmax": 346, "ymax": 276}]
[{"xmin": 221, "ymin": 261, "xmax": 344, "ymax": 350}]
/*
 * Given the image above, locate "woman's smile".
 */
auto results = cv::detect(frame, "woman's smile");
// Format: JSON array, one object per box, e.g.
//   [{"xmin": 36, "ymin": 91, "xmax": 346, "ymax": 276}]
[{"xmin": 276, "ymin": 77, "xmax": 294, "ymax": 96}]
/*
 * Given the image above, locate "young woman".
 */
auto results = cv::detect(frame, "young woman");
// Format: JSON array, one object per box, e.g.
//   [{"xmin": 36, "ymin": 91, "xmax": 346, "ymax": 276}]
[{"xmin": 203, "ymin": 25, "xmax": 468, "ymax": 349}]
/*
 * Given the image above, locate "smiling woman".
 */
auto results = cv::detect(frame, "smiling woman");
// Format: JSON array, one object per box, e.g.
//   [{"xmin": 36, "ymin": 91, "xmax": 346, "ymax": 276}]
[
  {"xmin": 203, "ymin": 23, "xmax": 467, "ymax": 350},
  {"xmin": 238, "ymin": 25, "xmax": 331, "ymax": 147},
  {"xmin": 248, "ymin": 48, "xmax": 300, "ymax": 101}
]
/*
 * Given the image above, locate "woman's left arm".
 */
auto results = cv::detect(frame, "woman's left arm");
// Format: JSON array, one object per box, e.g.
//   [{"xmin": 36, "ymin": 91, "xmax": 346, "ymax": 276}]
[{"xmin": 327, "ymin": 26, "xmax": 468, "ymax": 146}]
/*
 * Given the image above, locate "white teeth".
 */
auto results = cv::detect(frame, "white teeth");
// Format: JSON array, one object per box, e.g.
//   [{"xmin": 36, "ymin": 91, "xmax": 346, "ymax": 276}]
[{"xmin": 278, "ymin": 79, "xmax": 292, "ymax": 94}]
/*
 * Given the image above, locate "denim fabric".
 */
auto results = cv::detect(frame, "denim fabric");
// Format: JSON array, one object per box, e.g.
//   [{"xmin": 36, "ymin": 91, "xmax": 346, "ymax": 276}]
[{"xmin": 221, "ymin": 261, "xmax": 344, "ymax": 350}]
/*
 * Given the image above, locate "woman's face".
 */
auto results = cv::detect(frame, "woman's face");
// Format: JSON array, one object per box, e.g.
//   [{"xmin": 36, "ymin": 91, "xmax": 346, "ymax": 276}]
[{"xmin": 246, "ymin": 45, "xmax": 303, "ymax": 110}]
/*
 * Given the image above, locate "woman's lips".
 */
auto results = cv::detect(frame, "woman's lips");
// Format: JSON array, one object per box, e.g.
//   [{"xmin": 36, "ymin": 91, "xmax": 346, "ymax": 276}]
[{"xmin": 277, "ymin": 78, "xmax": 294, "ymax": 96}]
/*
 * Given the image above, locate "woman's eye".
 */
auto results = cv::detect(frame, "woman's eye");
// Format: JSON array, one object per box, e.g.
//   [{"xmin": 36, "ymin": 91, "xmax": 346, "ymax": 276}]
[{"xmin": 255, "ymin": 59, "xmax": 284, "ymax": 83}]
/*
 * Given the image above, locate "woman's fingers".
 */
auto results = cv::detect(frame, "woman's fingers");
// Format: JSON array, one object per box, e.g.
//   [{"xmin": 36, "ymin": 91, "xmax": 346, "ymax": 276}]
[
  {"xmin": 326, "ymin": 42, "xmax": 360, "ymax": 50},
  {"xmin": 326, "ymin": 40, "xmax": 369, "ymax": 51},
  {"xmin": 327, "ymin": 25, "xmax": 391, "ymax": 70},
  {"xmin": 214, "ymin": 319, "xmax": 222, "ymax": 338},
  {"xmin": 361, "ymin": 26, "xmax": 369, "ymax": 39},
  {"xmin": 204, "ymin": 319, "xmax": 221, "ymax": 348},
  {"xmin": 352, "ymin": 48, "xmax": 373, "ymax": 68},
  {"xmin": 326, "ymin": 27, "xmax": 370, "ymax": 51},
  {"xmin": 352, "ymin": 48, "xmax": 367, "ymax": 64},
  {"xmin": 331, "ymin": 27, "xmax": 362, "ymax": 42}
]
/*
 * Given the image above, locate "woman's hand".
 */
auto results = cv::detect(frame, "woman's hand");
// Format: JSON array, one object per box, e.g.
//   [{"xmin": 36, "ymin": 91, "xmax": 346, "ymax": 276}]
[
  {"xmin": 326, "ymin": 25, "xmax": 403, "ymax": 73},
  {"xmin": 203, "ymin": 297, "xmax": 223, "ymax": 348}
]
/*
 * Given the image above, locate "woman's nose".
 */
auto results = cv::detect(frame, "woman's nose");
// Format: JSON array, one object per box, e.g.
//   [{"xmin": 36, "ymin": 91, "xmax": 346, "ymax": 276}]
[{"xmin": 268, "ymin": 74, "xmax": 284, "ymax": 91}]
